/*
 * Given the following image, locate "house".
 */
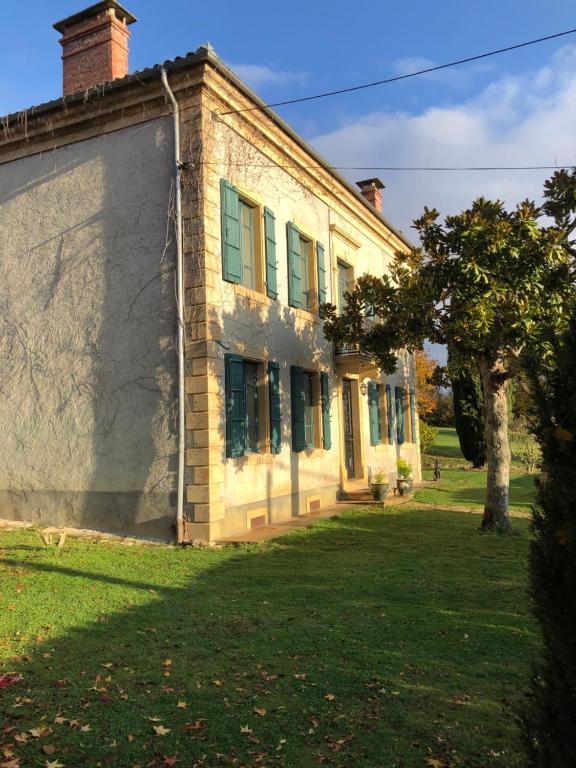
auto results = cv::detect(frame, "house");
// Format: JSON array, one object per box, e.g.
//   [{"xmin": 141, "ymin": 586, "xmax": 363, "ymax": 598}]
[{"xmin": 0, "ymin": 1, "xmax": 421, "ymax": 542}]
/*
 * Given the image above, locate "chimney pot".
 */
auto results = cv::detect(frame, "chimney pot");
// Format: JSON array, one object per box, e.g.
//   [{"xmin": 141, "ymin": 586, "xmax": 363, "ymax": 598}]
[
  {"xmin": 53, "ymin": 1, "xmax": 137, "ymax": 97},
  {"xmin": 357, "ymin": 177, "xmax": 385, "ymax": 213}
]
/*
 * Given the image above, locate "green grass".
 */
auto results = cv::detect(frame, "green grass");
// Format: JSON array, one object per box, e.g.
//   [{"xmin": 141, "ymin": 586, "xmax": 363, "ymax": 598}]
[
  {"xmin": 0, "ymin": 508, "xmax": 537, "ymax": 768},
  {"xmin": 427, "ymin": 427, "xmax": 464, "ymax": 459},
  {"xmin": 416, "ymin": 469, "xmax": 537, "ymax": 515},
  {"xmin": 417, "ymin": 427, "xmax": 538, "ymax": 513}
]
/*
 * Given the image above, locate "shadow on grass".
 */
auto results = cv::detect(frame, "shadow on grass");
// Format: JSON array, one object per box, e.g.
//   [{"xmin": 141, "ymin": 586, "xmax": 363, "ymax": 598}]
[{"xmin": 0, "ymin": 509, "xmax": 536, "ymax": 768}]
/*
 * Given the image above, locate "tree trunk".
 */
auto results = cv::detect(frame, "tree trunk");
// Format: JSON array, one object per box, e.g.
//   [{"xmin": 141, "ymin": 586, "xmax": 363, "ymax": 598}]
[{"xmin": 478, "ymin": 354, "xmax": 512, "ymax": 531}]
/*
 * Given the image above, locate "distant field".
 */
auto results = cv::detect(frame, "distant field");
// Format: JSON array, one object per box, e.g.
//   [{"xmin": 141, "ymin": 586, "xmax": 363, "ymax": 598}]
[{"xmin": 418, "ymin": 428, "xmax": 537, "ymax": 513}]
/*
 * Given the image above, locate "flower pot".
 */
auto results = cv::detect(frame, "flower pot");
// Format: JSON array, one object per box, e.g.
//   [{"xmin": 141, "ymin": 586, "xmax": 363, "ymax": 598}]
[
  {"xmin": 371, "ymin": 481, "xmax": 389, "ymax": 502},
  {"xmin": 396, "ymin": 478, "xmax": 410, "ymax": 496}
]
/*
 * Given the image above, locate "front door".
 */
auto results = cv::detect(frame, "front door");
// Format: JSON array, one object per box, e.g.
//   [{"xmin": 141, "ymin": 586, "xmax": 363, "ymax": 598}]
[{"xmin": 342, "ymin": 379, "xmax": 355, "ymax": 479}]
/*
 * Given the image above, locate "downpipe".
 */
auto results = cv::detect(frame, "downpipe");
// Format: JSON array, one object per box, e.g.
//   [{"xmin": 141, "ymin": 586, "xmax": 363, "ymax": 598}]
[{"xmin": 160, "ymin": 66, "xmax": 186, "ymax": 544}]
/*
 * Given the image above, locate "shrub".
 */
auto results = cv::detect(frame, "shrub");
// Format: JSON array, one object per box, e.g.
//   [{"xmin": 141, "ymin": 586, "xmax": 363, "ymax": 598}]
[
  {"xmin": 418, "ymin": 419, "xmax": 438, "ymax": 455},
  {"xmin": 396, "ymin": 458, "xmax": 412, "ymax": 479}
]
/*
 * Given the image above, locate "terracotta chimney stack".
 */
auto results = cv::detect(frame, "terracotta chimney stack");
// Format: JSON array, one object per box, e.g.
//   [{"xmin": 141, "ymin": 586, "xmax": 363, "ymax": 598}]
[
  {"xmin": 54, "ymin": 1, "xmax": 137, "ymax": 97},
  {"xmin": 357, "ymin": 178, "xmax": 385, "ymax": 212}
]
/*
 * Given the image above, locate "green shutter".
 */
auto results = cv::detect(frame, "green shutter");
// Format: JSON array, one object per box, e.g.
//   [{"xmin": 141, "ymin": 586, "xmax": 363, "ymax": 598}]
[
  {"xmin": 268, "ymin": 362, "xmax": 282, "ymax": 454},
  {"xmin": 287, "ymin": 222, "xmax": 302, "ymax": 308},
  {"xmin": 395, "ymin": 386, "xmax": 405, "ymax": 445},
  {"xmin": 316, "ymin": 242, "xmax": 327, "ymax": 311},
  {"xmin": 368, "ymin": 381, "xmax": 380, "ymax": 446},
  {"xmin": 264, "ymin": 208, "xmax": 278, "ymax": 300},
  {"xmin": 386, "ymin": 384, "xmax": 395, "ymax": 444},
  {"xmin": 320, "ymin": 371, "xmax": 332, "ymax": 450},
  {"xmin": 410, "ymin": 390, "xmax": 417, "ymax": 444},
  {"xmin": 291, "ymin": 366, "xmax": 306, "ymax": 451},
  {"xmin": 225, "ymin": 354, "xmax": 246, "ymax": 457},
  {"xmin": 221, "ymin": 180, "xmax": 241, "ymax": 283}
]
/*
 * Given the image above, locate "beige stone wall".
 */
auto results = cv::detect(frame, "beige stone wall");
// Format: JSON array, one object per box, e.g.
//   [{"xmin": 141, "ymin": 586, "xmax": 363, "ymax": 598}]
[{"xmin": 181, "ymin": 66, "xmax": 421, "ymax": 539}]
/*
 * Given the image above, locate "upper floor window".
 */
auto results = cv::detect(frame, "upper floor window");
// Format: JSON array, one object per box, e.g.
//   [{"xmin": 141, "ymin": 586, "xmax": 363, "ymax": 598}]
[
  {"xmin": 337, "ymin": 260, "xmax": 353, "ymax": 313},
  {"xmin": 287, "ymin": 222, "xmax": 326, "ymax": 313},
  {"xmin": 221, "ymin": 180, "xmax": 278, "ymax": 299}
]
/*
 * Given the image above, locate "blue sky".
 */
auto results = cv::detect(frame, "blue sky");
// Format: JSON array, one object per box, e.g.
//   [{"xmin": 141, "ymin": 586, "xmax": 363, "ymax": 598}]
[{"xmin": 3, "ymin": 0, "xmax": 576, "ymax": 363}]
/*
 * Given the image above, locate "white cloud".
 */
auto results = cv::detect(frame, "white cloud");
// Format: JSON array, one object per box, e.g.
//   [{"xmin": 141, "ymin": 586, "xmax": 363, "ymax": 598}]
[
  {"xmin": 228, "ymin": 63, "xmax": 306, "ymax": 91},
  {"xmin": 310, "ymin": 45, "xmax": 576, "ymax": 238}
]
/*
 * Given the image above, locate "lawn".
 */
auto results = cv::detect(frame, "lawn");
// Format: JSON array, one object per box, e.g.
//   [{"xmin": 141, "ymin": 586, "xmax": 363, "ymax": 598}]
[
  {"xmin": 0, "ymin": 507, "xmax": 537, "ymax": 768},
  {"xmin": 417, "ymin": 427, "xmax": 538, "ymax": 514}
]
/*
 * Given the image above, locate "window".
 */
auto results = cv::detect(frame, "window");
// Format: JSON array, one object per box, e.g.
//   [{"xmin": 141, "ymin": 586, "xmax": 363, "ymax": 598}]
[
  {"xmin": 225, "ymin": 355, "xmax": 272, "ymax": 458},
  {"xmin": 290, "ymin": 367, "xmax": 330, "ymax": 452},
  {"xmin": 244, "ymin": 361, "xmax": 259, "ymax": 451},
  {"xmin": 410, "ymin": 390, "xmax": 417, "ymax": 444},
  {"xmin": 368, "ymin": 381, "xmax": 385, "ymax": 445},
  {"xmin": 239, "ymin": 200, "xmax": 256, "ymax": 290},
  {"xmin": 303, "ymin": 372, "xmax": 315, "ymax": 447},
  {"xmin": 395, "ymin": 386, "xmax": 406, "ymax": 445},
  {"xmin": 287, "ymin": 222, "xmax": 326, "ymax": 313},
  {"xmin": 221, "ymin": 180, "xmax": 277, "ymax": 298},
  {"xmin": 337, "ymin": 261, "xmax": 352, "ymax": 313},
  {"xmin": 386, "ymin": 384, "xmax": 395, "ymax": 444}
]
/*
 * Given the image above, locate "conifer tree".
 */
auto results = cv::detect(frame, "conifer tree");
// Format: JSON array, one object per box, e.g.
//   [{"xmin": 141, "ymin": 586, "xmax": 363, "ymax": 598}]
[{"xmin": 522, "ymin": 317, "xmax": 576, "ymax": 766}]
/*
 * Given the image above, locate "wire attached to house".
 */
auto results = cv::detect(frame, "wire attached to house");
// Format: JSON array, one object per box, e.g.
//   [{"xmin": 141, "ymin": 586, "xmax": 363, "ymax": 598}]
[
  {"xmin": 218, "ymin": 27, "xmax": 576, "ymax": 116},
  {"xmin": 201, "ymin": 161, "xmax": 574, "ymax": 172}
]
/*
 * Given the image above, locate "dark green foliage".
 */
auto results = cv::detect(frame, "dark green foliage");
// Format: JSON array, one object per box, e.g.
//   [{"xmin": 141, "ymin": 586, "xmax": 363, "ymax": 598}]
[
  {"xmin": 522, "ymin": 317, "xmax": 576, "ymax": 766},
  {"xmin": 452, "ymin": 365, "xmax": 486, "ymax": 468}
]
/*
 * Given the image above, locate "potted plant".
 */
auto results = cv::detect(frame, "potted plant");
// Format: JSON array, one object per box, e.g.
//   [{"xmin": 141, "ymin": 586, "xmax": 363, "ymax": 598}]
[
  {"xmin": 396, "ymin": 458, "xmax": 413, "ymax": 496},
  {"xmin": 371, "ymin": 470, "xmax": 389, "ymax": 502}
]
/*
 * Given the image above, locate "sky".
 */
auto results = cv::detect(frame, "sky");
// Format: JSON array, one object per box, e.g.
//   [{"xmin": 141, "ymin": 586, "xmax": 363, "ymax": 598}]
[{"xmin": 3, "ymin": 0, "xmax": 576, "ymax": 362}]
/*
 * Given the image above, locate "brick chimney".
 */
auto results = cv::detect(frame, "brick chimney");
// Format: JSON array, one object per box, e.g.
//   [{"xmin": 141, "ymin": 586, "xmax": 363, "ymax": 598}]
[
  {"xmin": 53, "ymin": 1, "xmax": 137, "ymax": 97},
  {"xmin": 357, "ymin": 178, "xmax": 385, "ymax": 212}
]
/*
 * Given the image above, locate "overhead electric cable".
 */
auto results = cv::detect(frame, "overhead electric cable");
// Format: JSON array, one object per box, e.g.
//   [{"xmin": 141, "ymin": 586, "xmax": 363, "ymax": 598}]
[
  {"xmin": 202, "ymin": 162, "xmax": 573, "ymax": 172},
  {"xmin": 219, "ymin": 27, "xmax": 576, "ymax": 116}
]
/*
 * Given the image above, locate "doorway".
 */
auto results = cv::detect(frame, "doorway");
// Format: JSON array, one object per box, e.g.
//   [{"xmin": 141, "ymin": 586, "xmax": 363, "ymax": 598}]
[{"xmin": 342, "ymin": 379, "xmax": 355, "ymax": 479}]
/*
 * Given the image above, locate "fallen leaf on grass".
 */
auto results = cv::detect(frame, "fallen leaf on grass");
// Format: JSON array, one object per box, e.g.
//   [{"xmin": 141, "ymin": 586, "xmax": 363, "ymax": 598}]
[
  {"xmin": 183, "ymin": 721, "xmax": 205, "ymax": 732},
  {"xmin": 53, "ymin": 717, "xmax": 67, "ymax": 725},
  {"xmin": 253, "ymin": 708, "xmax": 266, "ymax": 717},
  {"xmin": 323, "ymin": 693, "xmax": 336, "ymax": 701},
  {"xmin": 425, "ymin": 759, "xmax": 449, "ymax": 768},
  {"xmin": 211, "ymin": 680, "xmax": 223, "ymax": 687},
  {"xmin": 0, "ymin": 675, "xmax": 22, "ymax": 689},
  {"xmin": 240, "ymin": 725, "xmax": 252, "ymax": 734},
  {"xmin": 0, "ymin": 759, "xmax": 21, "ymax": 768},
  {"xmin": 153, "ymin": 726, "xmax": 171, "ymax": 736},
  {"xmin": 42, "ymin": 746, "xmax": 56, "ymax": 756},
  {"xmin": 176, "ymin": 702, "xmax": 188, "ymax": 709}
]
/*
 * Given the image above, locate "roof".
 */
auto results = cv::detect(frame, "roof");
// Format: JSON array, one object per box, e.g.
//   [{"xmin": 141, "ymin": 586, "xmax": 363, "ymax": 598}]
[
  {"xmin": 0, "ymin": 46, "xmax": 414, "ymax": 250},
  {"xmin": 53, "ymin": 1, "xmax": 137, "ymax": 33}
]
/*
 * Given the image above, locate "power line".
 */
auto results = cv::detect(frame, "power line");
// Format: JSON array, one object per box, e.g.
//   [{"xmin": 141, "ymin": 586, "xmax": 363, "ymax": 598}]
[
  {"xmin": 219, "ymin": 27, "xmax": 576, "ymax": 116},
  {"xmin": 202, "ymin": 162, "xmax": 573, "ymax": 172}
]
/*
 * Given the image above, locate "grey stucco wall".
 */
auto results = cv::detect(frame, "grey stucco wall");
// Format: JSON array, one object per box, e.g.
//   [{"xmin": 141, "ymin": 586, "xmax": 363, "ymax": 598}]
[{"xmin": 0, "ymin": 118, "xmax": 178, "ymax": 539}]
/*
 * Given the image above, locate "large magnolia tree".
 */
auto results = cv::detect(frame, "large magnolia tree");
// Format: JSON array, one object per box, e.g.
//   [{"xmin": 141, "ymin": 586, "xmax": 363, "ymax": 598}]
[{"xmin": 323, "ymin": 171, "xmax": 575, "ymax": 530}]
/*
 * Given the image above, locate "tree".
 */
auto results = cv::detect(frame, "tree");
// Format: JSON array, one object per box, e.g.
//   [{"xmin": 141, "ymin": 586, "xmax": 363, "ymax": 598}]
[
  {"xmin": 414, "ymin": 349, "xmax": 438, "ymax": 418},
  {"xmin": 521, "ymin": 316, "xmax": 576, "ymax": 766},
  {"xmin": 323, "ymin": 172, "xmax": 575, "ymax": 531},
  {"xmin": 450, "ymin": 351, "xmax": 486, "ymax": 468}
]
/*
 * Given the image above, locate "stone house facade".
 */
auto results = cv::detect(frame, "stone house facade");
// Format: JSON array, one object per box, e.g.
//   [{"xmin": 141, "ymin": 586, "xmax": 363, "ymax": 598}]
[{"xmin": 0, "ymin": 1, "xmax": 421, "ymax": 542}]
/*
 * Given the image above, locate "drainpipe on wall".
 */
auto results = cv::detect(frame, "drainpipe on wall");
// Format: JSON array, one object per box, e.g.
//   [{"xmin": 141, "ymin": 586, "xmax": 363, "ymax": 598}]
[{"xmin": 160, "ymin": 66, "xmax": 186, "ymax": 544}]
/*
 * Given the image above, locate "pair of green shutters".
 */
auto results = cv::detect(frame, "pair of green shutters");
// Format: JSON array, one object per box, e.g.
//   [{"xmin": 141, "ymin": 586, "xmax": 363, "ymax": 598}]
[
  {"xmin": 286, "ymin": 222, "xmax": 327, "ymax": 310},
  {"xmin": 221, "ymin": 180, "xmax": 278, "ymax": 298},
  {"xmin": 225, "ymin": 356, "xmax": 281, "ymax": 458},
  {"xmin": 368, "ymin": 382, "xmax": 395, "ymax": 445},
  {"xmin": 395, "ymin": 387, "xmax": 417, "ymax": 445},
  {"xmin": 225, "ymin": 356, "xmax": 332, "ymax": 457},
  {"xmin": 368, "ymin": 383, "xmax": 417, "ymax": 446},
  {"xmin": 221, "ymin": 180, "xmax": 327, "ymax": 308},
  {"xmin": 291, "ymin": 367, "xmax": 331, "ymax": 452}
]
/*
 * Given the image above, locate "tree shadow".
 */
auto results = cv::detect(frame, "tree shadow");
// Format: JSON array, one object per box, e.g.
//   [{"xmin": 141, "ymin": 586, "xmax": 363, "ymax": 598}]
[{"xmin": 0, "ymin": 509, "xmax": 536, "ymax": 767}]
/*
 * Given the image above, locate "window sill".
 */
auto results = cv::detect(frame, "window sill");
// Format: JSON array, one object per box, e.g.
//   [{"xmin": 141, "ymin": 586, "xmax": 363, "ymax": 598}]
[
  {"xmin": 292, "ymin": 447, "xmax": 326, "ymax": 459},
  {"xmin": 229, "ymin": 452, "xmax": 274, "ymax": 466},
  {"xmin": 233, "ymin": 284, "xmax": 273, "ymax": 307},
  {"xmin": 289, "ymin": 306, "xmax": 321, "ymax": 324}
]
